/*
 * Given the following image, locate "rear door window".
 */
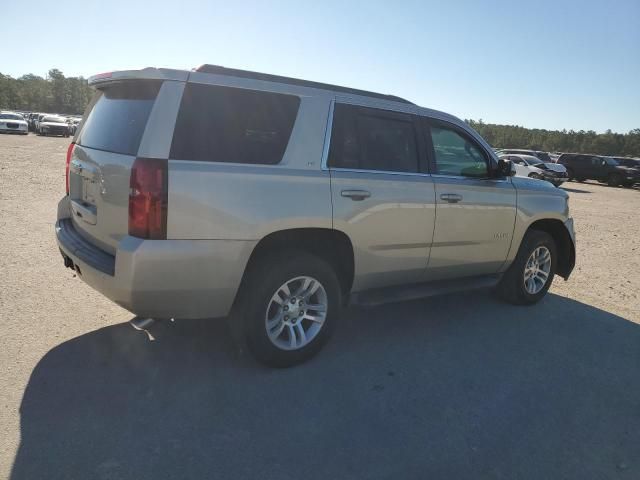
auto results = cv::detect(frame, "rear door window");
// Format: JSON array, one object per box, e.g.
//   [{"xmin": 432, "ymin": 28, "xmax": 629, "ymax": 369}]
[
  {"xmin": 170, "ymin": 83, "xmax": 300, "ymax": 164},
  {"xmin": 328, "ymin": 103, "xmax": 419, "ymax": 173},
  {"xmin": 77, "ymin": 81, "xmax": 161, "ymax": 155}
]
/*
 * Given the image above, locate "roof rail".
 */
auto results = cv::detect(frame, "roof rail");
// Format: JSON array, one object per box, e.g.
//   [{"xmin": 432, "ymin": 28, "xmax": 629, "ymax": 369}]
[{"xmin": 193, "ymin": 64, "xmax": 413, "ymax": 105}]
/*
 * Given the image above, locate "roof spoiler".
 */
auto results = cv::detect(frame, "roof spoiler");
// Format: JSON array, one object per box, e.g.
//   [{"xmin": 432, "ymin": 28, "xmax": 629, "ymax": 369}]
[{"xmin": 88, "ymin": 68, "xmax": 189, "ymax": 87}]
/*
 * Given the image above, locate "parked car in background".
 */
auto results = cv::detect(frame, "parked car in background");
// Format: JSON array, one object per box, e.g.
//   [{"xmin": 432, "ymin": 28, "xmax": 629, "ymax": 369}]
[
  {"xmin": 613, "ymin": 157, "xmax": 640, "ymax": 170},
  {"xmin": 56, "ymin": 65, "xmax": 576, "ymax": 367},
  {"xmin": 499, "ymin": 153, "xmax": 568, "ymax": 187},
  {"xmin": 34, "ymin": 113, "xmax": 48, "ymax": 133},
  {"xmin": 557, "ymin": 153, "xmax": 640, "ymax": 187},
  {"xmin": 38, "ymin": 115, "xmax": 70, "ymax": 137},
  {"xmin": 0, "ymin": 111, "xmax": 29, "ymax": 135},
  {"xmin": 497, "ymin": 149, "xmax": 553, "ymax": 164}
]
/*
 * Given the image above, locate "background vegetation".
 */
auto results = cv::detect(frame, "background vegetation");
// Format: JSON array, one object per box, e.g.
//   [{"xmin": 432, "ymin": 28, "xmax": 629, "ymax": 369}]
[
  {"xmin": 1, "ymin": 69, "xmax": 638, "ymax": 157},
  {"xmin": 0, "ymin": 69, "xmax": 92, "ymax": 116},
  {"xmin": 467, "ymin": 119, "xmax": 640, "ymax": 157}
]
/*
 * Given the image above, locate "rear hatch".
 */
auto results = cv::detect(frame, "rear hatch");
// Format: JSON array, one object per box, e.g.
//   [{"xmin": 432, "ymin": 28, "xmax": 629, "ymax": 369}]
[{"xmin": 68, "ymin": 80, "xmax": 161, "ymax": 254}]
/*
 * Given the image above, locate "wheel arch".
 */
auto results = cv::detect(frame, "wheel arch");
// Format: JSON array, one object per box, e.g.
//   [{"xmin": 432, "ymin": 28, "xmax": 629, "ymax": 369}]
[
  {"xmin": 235, "ymin": 228, "xmax": 355, "ymax": 305},
  {"xmin": 527, "ymin": 219, "xmax": 575, "ymax": 279}
]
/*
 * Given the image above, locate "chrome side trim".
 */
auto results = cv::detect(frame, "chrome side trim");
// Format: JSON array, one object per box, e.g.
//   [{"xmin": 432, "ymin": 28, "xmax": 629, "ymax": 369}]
[
  {"xmin": 431, "ymin": 173, "xmax": 511, "ymax": 183},
  {"xmin": 330, "ymin": 167, "xmax": 432, "ymax": 178}
]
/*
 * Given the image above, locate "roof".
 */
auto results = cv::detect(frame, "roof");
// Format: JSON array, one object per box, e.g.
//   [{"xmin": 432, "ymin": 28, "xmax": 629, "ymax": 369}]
[{"xmin": 193, "ymin": 64, "xmax": 414, "ymax": 105}]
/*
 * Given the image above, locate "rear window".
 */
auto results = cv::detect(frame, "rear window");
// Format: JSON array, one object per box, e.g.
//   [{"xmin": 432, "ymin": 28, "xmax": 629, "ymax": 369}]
[
  {"xmin": 77, "ymin": 81, "xmax": 160, "ymax": 155},
  {"xmin": 328, "ymin": 103, "xmax": 418, "ymax": 173},
  {"xmin": 170, "ymin": 83, "xmax": 300, "ymax": 164}
]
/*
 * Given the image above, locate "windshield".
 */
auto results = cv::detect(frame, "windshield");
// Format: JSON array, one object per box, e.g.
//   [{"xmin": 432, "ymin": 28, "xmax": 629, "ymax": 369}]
[
  {"xmin": 528, "ymin": 158, "xmax": 544, "ymax": 166},
  {"xmin": 42, "ymin": 116, "xmax": 65, "ymax": 123},
  {"xmin": 0, "ymin": 113, "xmax": 24, "ymax": 120},
  {"xmin": 604, "ymin": 157, "xmax": 619, "ymax": 166}
]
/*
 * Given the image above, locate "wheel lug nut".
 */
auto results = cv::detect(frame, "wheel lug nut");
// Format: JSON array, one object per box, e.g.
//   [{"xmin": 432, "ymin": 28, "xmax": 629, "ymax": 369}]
[
  {"xmin": 284, "ymin": 315, "xmax": 289, "ymax": 321},
  {"xmin": 291, "ymin": 298, "xmax": 296, "ymax": 304},
  {"xmin": 284, "ymin": 306, "xmax": 288, "ymax": 311}
]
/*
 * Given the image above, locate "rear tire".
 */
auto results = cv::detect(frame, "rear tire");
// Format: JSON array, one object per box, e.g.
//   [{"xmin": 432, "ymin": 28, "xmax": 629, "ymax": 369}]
[
  {"xmin": 240, "ymin": 251, "xmax": 341, "ymax": 368},
  {"xmin": 496, "ymin": 230, "xmax": 557, "ymax": 305}
]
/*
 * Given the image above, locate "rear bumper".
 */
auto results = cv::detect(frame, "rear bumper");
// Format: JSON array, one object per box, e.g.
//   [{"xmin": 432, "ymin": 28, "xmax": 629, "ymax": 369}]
[{"xmin": 55, "ymin": 199, "xmax": 256, "ymax": 319}]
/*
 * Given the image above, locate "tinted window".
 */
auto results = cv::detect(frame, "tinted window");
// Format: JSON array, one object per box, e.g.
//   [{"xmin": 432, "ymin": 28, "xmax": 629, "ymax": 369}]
[
  {"xmin": 328, "ymin": 104, "xmax": 418, "ymax": 173},
  {"xmin": 537, "ymin": 152, "xmax": 552, "ymax": 163},
  {"xmin": 77, "ymin": 81, "xmax": 160, "ymax": 155},
  {"xmin": 170, "ymin": 84, "xmax": 300, "ymax": 164},
  {"xmin": 430, "ymin": 125, "xmax": 489, "ymax": 177}
]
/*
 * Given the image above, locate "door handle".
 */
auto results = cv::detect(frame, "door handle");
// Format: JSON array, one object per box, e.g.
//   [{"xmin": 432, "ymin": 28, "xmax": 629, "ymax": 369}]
[
  {"xmin": 341, "ymin": 189, "xmax": 371, "ymax": 201},
  {"xmin": 440, "ymin": 193, "xmax": 463, "ymax": 203}
]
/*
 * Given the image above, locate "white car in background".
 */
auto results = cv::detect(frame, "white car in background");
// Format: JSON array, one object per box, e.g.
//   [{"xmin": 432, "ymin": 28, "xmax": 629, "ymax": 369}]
[
  {"xmin": 499, "ymin": 154, "xmax": 569, "ymax": 187},
  {"xmin": 0, "ymin": 112, "xmax": 29, "ymax": 135},
  {"xmin": 37, "ymin": 115, "xmax": 70, "ymax": 137}
]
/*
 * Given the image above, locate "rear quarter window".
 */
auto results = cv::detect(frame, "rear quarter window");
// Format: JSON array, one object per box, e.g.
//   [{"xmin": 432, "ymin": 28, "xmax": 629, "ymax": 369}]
[
  {"xmin": 170, "ymin": 83, "xmax": 300, "ymax": 164},
  {"xmin": 77, "ymin": 81, "xmax": 161, "ymax": 156}
]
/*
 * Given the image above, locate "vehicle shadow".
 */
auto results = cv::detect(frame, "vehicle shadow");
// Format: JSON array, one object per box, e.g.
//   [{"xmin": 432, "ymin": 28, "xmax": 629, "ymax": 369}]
[{"xmin": 10, "ymin": 293, "xmax": 640, "ymax": 480}]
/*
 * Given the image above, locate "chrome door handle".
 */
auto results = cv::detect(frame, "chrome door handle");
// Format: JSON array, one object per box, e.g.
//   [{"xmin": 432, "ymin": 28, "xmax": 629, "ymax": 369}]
[
  {"xmin": 440, "ymin": 193, "xmax": 463, "ymax": 203},
  {"xmin": 341, "ymin": 189, "xmax": 371, "ymax": 201}
]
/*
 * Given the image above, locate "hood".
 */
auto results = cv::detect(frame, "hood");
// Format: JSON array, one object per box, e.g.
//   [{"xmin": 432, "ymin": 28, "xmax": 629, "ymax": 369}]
[
  {"xmin": 511, "ymin": 176, "xmax": 568, "ymax": 197},
  {"xmin": 616, "ymin": 165, "xmax": 640, "ymax": 175},
  {"xmin": 542, "ymin": 162, "xmax": 567, "ymax": 173},
  {"xmin": 40, "ymin": 121, "xmax": 68, "ymax": 127}
]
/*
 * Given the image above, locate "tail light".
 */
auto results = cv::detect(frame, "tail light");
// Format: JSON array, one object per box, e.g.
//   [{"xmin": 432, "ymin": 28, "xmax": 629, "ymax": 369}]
[
  {"xmin": 128, "ymin": 158, "xmax": 168, "ymax": 239},
  {"xmin": 65, "ymin": 142, "xmax": 75, "ymax": 195}
]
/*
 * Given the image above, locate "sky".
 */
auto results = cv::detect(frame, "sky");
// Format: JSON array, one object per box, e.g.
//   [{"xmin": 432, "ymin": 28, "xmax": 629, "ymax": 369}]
[{"xmin": 2, "ymin": 0, "xmax": 639, "ymax": 133}]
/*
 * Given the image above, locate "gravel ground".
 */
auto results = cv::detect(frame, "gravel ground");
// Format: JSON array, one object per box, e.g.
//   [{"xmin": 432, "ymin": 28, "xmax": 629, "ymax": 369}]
[{"xmin": 1, "ymin": 134, "xmax": 639, "ymax": 479}]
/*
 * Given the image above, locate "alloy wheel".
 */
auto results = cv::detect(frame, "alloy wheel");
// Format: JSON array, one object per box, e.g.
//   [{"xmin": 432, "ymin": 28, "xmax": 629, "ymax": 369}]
[{"xmin": 265, "ymin": 276, "xmax": 328, "ymax": 351}]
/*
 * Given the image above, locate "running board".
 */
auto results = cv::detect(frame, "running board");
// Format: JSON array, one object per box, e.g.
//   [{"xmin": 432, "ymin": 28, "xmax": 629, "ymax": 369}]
[{"xmin": 349, "ymin": 274, "xmax": 502, "ymax": 308}]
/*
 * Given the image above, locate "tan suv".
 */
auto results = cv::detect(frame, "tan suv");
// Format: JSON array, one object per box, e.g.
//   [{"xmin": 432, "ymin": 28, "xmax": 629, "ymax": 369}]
[{"xmin": 56, "ymin": 65, "xmax": 575, "ymax": 366}]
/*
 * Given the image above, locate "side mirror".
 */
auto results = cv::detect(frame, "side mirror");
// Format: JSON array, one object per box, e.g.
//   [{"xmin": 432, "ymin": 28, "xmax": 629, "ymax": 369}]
[{"xmin": 496, "ymin": 158, "xmax": 516, "ymax": 177}]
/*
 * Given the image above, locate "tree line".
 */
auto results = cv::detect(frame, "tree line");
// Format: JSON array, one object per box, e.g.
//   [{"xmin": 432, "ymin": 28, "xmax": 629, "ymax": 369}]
[
  {"xmin": 467, "ymin": 119, "xmax": 640, "ymax": 158},
  {"xmin": 0, "ymin": 69, "xmax": 93, "ymax": 115}
]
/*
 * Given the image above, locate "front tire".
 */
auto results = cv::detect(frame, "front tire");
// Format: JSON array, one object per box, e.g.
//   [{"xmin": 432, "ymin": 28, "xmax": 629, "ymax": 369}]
[
  {"xmin": 241, "ymin": 252, "xmax": 341, "ymax": 367},
  {"xmin": 608, "ymin": 174, "xmax": 622, "ymax": 187},
  {"xmin": 496, "ymin": 230, "xmax": 556, "ymax": 305}
]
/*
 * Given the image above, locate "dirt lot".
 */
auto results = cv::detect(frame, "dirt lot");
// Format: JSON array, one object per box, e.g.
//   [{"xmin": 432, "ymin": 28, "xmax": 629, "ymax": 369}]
[{"xmin": 1, "ymin": 134, "xmax": 639, "ymax": 479}]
